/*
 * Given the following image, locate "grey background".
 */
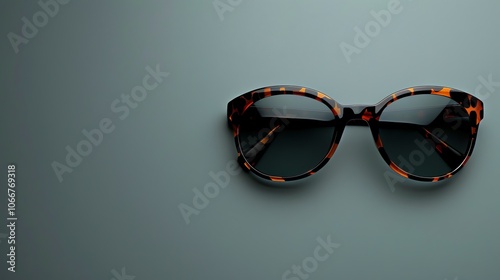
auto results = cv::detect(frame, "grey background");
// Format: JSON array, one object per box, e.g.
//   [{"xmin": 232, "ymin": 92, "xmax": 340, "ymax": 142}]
[{"xmin": 1, "ymin": 1, "xmax": 499, "ymax": 279}]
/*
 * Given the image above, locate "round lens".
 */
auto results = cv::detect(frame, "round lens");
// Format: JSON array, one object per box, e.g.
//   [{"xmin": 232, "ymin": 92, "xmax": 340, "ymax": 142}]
[
  {"xmin": 379, "ymin": 94, "xmax": 471, "ymax": 178},
  {"xmin": 238, "ymin": 95, "xmax": 336, "ymax": 178}
]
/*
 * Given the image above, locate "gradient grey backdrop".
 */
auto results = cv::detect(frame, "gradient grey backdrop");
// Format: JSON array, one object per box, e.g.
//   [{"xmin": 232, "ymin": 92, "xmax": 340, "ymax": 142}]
[{"xmin": 1, "ymin": 1, "xmax": 499, "ymax": 279}]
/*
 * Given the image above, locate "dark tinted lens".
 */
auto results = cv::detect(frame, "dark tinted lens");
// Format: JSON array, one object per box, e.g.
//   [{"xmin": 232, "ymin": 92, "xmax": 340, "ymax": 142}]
[
  {"xmin": 238, "ymin": 95, "xmax": 336, "ymax": 178},
  {"xmin": 379, "ymin": 95, "xmax": 471, "ymax": 177}
]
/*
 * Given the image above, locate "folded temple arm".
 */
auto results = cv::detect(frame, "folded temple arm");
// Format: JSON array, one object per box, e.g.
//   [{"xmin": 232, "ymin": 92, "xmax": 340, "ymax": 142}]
[{"xmin": 232, "ymin": 106, "xmax": 466, "ymax": 168}]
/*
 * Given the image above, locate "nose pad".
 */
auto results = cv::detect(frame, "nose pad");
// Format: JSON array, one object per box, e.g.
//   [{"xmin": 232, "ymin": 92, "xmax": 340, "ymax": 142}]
[{"xmin": 350, "ymin": 105, "xmax": 368, "ymax": 115}]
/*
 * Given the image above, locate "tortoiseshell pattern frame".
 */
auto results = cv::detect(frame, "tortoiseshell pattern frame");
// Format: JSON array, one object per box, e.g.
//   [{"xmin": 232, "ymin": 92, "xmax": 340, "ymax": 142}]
[{"xmin": 227, "ymin": 85, "xmax": 484, "ymax": 182}]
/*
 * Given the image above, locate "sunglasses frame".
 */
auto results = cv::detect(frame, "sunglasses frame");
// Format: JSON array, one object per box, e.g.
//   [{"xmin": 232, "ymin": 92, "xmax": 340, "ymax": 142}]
[{"xmin": 227, "ymin": 85, "xmax": 484, "ymax": 182}]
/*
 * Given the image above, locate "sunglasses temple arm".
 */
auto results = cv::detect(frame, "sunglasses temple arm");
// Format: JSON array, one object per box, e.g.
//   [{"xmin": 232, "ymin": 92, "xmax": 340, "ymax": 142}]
[
  {"xmin": 376, "ymin": 121, "xmax": 465, "ymax": 169},
  {"xmin": 242, "ymin": 115, "xmax": 340, "ymax": 163},
  {"xmin": 420, "ymin": 127, "xmax": 465, "ymax": 169},
  {"xmin": 243, "ymin": 125, "xmax": 282, "ymax": 166}
]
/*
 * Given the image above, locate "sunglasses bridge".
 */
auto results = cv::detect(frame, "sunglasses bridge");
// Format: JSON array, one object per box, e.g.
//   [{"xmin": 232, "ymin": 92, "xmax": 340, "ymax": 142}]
[{"xmin": 340, "ymin": 105, "xmax": 377, "ymax": 125}]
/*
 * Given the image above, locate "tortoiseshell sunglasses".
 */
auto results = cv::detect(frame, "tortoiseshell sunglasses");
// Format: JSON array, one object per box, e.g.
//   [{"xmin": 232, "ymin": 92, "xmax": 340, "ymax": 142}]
[{"xmin": 227, "ymin": 86, "xmax": 484, "ymax": 182}]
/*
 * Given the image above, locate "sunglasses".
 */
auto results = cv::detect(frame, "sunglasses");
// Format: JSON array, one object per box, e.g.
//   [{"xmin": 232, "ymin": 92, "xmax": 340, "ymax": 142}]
[{"xmin": 227, "ymin": 86, "xmax": 484, "ymax": 182}]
